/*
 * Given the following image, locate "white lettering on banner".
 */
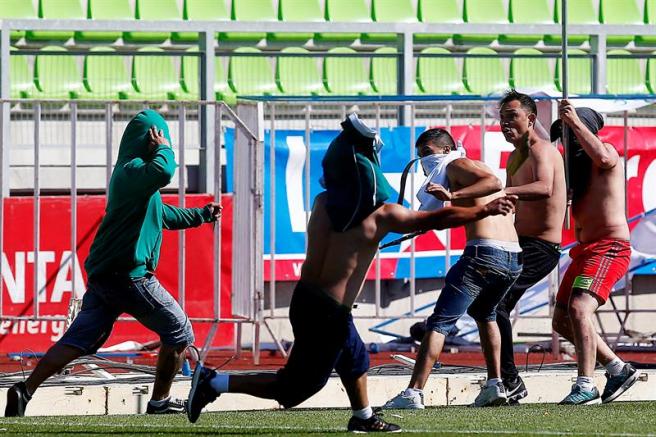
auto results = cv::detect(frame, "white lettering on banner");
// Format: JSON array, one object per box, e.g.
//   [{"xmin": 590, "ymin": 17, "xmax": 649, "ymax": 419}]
[
  {"xmin": 286, "ymin": 136, "xmax": 309, "ymax": 233},
  {"xmin": 643, "ymin": 158, "xmax": 656, "ymax": 212},
  {"xmin": 2, "ymin": 251, "xmax": 85, "ymax": 304},
  {"xmin": 292, "ymin": 262, "xmax": 303, "ymax": 277},
  {"xmin": 0, "ymin": 319, "xmax": 66, "ymax": 342},
  {"xmin": 1, "ymin": 252, "xmax": 25, "ymax": 303},
  {"xmin": 483, "ymin": 132, "xmax": 514, "ymax": 183}
]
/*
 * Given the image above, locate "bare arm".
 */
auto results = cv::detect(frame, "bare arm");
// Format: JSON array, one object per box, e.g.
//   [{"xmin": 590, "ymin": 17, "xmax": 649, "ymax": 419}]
[
  {"xmin": 449, "ymin": 159, "xmax": 503, "ymax": 201},
  {"xmin": 504, "ymin": 143, "xmax": 554, "ymax": 200}
]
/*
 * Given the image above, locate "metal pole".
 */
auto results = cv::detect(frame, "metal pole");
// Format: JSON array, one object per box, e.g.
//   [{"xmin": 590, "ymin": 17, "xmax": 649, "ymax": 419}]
[
  {"xmin": 622, "ymin": 110, "xmax": 630, "ymax": 342},
  {"xmin": 199, "ymin": 30, "xmax": 216, "ymax": 192},
  {"xmin": 445, "ymin": 104, "xmax": 452, "ymax": 272},
  {"xmin": 304, "ymin": 104, "xmax": 311, "ymax": 241},
  {"xmin": 214, "ymin": 104, "xmax": 223, "ymax": 323},
  {"xmin": 269, "ymin": 103, "xmax": 276, "ymax": 318},
  {"xmin": 561, "ymin": 0, "xmax": 572, "ymax": 230},
  {"xmin": 33, "ymin": 103, "xmax": 41, "ymax": 319},
  {"xmin": 409, "ymin": 104, "xmax": 416, "ymax": 316},
  {"xmin": 105, "ymin": 103, "xmax": 113, "ymax": 194},
  {"xmin": 375, "ymin": 104, "xmax": 382, "ymax": 318},
  {"xmin": 70, "ymin": 103, "xmax": 77, "ymax": 301},
  {"xmin": 178, "ymin": 105, "xmax": 186, "ymax": 310}
]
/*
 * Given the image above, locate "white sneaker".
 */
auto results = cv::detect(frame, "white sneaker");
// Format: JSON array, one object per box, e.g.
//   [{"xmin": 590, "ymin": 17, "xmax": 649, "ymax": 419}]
[
  {"xmin": 472, "ymin": 382, "xmax": 508, "ymax": 407},
  {"xmin": 382, "ymin": 390, "xmax": 425, "ymax": 409}
]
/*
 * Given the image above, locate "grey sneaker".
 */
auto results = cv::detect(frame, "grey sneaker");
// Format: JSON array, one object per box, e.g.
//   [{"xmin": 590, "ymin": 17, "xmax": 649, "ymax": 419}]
[
  {"xmin": 559, "ymin": 385, "xmax": 601, "ymax": 405},
  {"xmin": 602, "ymin": 364, "xmax": 639, "ymax": 404},
  {"xmin": 472, "ymin": 382, "xmax": 508, "ymax": 407},
  {"xmin": 382, "ymin": 390, "xmax": 425, "ymax": 410}
]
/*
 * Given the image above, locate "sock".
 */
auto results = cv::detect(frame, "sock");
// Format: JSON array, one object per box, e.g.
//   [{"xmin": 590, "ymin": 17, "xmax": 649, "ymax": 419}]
[
  {"xmin": 403, "ymin": 387, "xmax": 423, "ymax": 397},
  {"xmin": 486, "ymin": 378, "xmax": 502, "ymax": 387},
  {"xmin": 352, "ymin": 406, "xmax": 373, "ymax": 420},
  {"xmin": 210, "ymin": 373, "xmax": 230, "ymax": 394},
  {"xmin": 148, "ymin": 396, "xmax": 170, "ymax": 407},
  {"xmin": 605, "ymin": 358, "xmax": 626, "ymax": 376},
  {"xmin": 575, "ymin": 376, "xmax": 595, "ymax": 391}
]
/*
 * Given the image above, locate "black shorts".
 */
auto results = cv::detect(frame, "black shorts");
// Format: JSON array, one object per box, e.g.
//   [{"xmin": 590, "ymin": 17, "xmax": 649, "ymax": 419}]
[{"xmin": 274, "ymin": 282, "xmax": 369, "ymax": 408}]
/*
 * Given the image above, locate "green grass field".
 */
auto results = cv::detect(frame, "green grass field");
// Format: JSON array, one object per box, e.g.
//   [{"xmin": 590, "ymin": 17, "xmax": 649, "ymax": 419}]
[{"xmin": 1, "ymin": 402, "xmax": 656, "ymax": 436}]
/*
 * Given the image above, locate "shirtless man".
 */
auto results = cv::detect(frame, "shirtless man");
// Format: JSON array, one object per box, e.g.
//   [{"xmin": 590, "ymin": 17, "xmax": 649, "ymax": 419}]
[
  {"xmin": 384, "ymin": 128, "xmax": 522, "ymax": 409},
  {"xmin": 185, "ymin": 115, "xmax": 517, "ymax": 432},
  {"xmin": 495, "ymin": 90, "xmax": 567, "ymax": 403},
  {"xmin": 551, "ymin": 102, "xmax": 637, "ymax": 405}
]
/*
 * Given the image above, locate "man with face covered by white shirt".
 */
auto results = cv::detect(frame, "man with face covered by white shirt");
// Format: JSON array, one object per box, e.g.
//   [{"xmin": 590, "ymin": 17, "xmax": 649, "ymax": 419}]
[{"xmin": 384, "ymin": 128, "xmax": 522, "ymax": 409}]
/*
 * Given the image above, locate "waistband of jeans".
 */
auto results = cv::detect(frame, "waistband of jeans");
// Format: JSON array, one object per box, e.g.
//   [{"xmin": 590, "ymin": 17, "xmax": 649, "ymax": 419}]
[{"xmin": 465, "ymin": 238, "xmax": 522, "ymax": 253}]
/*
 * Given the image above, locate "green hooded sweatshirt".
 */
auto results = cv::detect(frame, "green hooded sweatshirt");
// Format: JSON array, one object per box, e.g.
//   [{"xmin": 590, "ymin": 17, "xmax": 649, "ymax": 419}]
[{"xmin": 85, "ymin": 110, "xmax": 213, "ymax": 279}]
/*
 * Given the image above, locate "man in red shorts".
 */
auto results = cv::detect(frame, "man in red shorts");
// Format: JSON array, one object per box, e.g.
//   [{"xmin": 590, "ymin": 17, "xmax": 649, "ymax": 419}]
[{"xmin": 550, "ymin": 101, "xmax": 637, "ymax": 405}]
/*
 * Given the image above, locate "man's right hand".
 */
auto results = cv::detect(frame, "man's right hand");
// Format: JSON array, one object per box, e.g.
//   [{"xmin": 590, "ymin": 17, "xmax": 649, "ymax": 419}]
[
  {"xmin": 483, "ymin": 195, "xmax": 517, "ymax": 216},
  {"xmin": 148, "ymin": 126, "xmax": 169, "ymax": 152}
]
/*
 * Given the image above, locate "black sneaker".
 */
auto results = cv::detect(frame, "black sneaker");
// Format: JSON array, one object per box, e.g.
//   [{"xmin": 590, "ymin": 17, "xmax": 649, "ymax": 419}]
[
  {"xmin": 347, "ymin": 414, "xmax": 401, "ymax": 433},
  {"xmin": 504, "ymin": 376, "xmax": 528, "ymax": 405},
  {"xmin": 5, "ymin": 381, "xmax": 31, "ymax": 417},
  {"xmin": 146, "ymin": 397, "xmax": 186, "ymax": 414},
  {"xmin": 602, "ymin": 363, "xmax": 639, "ymax": 404},
  {"xmin": 186, "ymin": 363, "xmax": 218, "ymax": 423}
]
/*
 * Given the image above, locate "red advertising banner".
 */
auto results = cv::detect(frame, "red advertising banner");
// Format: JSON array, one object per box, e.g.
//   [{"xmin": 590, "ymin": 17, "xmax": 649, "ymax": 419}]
[{"xmin": 0, "ymin": 194, "xmax": 234, "ymax": 353}]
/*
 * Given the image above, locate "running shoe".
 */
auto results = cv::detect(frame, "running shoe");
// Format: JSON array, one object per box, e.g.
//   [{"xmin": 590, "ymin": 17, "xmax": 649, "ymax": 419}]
[
  {"xmin": 5, "ymin": 382, "xmax": 31, "ymax": 417},
  {"xmin": 381, "ymin": 390, "xmax": 425, "ymax": 409},
  {"xmin": 504, "ymin": 376, "xmax": 528, "ymax": 404},
  {"xmin": 146, "ymin": 397, "xmax": 186, "ymax": 414},
  {"xmin": 472, "ymin": 382, "xmax": 508, "ymax": 407},
  {"xmin": 186, "ymin": 363, "xmax": 218, "ymax": 423},
  {"xmin": 601, "ymin": 363, "xmax": 639, "ymax": 404},
  {"xmin": 559, "ymin": 385, "xmax": 601, "ymax": 405},
  {"xmin": 347, "ymin": 413, "xmax": 401, "ymax": 433}
]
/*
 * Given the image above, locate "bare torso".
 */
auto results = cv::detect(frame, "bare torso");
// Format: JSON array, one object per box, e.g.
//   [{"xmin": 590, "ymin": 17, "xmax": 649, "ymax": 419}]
[
  {"xmin": 510, "ymin": 142, "xmax": 567, "ymax": 243},
  {"xmin": 572, "ymin": 145, "xmax": 629, "ymax": 243}
]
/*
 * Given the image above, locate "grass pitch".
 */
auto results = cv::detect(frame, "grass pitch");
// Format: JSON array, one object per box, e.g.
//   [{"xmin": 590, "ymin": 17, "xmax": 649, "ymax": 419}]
[{"xmin": 0, "ymin": 402, "xmax": 655, "ymax": 436}]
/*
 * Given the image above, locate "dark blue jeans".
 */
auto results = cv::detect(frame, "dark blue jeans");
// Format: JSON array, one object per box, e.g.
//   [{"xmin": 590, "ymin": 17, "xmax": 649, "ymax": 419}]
[{"xmin": 426, "ymin": 245, "xmax": 523, "ymax": 336}]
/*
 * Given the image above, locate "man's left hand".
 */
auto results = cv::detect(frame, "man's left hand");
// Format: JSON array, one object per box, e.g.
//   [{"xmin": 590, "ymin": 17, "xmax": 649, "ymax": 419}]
[
  {"xmin": 206, "ymin": 203, "xmax": 222, "ymax": 222},
  {"xmin": 426, "ymin": 183, "xmax": 452, "ymax": 201}
]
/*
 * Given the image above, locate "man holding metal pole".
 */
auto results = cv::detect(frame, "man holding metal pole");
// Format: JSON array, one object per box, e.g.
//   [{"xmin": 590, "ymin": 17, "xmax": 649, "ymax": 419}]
[
  {"xmin": 186, "ymin": 114, "xmax": 517, "ymax": 432},
  {"xmin": 495, "ymin": 90, "xmax": 567, "ymax": 404},
  {"xmin": 550, "ymin": 102, "xmax": 637, "ymax": 405}
]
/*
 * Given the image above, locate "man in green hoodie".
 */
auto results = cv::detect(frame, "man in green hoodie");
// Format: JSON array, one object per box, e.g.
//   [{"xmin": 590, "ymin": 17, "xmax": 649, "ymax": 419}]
[{"xmin": 5, "ymin": 110, "xmax": 221, "ymax": 417}]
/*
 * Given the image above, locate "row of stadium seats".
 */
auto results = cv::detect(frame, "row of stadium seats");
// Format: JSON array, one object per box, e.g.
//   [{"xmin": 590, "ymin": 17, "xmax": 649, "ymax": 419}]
[
  {"xmin": 2, "ymin": 0, "xmax": 656, "ymax": 46},
  {"xmin": 8, "ymin": 46, "xmax": 656, "ymax": 102}
]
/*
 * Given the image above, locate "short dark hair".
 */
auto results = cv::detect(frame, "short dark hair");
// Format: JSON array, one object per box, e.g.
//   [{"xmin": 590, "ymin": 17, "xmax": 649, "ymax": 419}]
[
  {"xmin": 415, "ymin": 128, "xmax": 456, "ymax": 151},
  {"xmin": 499, "ymin": 89, "xmax": 537, "ymax": 116}
]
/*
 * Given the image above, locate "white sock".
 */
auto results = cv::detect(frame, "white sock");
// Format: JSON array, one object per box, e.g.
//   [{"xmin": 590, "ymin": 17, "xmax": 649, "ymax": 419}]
[
  {"xmin": 486, "ymin": 378, "xmax": 502, "ymax": 387},
  {"xmin": 149, "ymin": 396, "xmax": 170, "ymax": 406},
  {"xmin": 605, "ymin": 358, "xmax": 626, "ymax": 376},
  {"xmin": 575, "ymin": 376, "xmax": 595, "ymax": 391},
  {"xmin": 210, "ymin": 373, "xmax": 230, "ymax": 394},
  {"xmin": 403, "ymin": 387, "xmax": 423, "ymax": 397},
  {"xmin": 352, "ymin": 406, "xmax": 373, "ymax": 420}
]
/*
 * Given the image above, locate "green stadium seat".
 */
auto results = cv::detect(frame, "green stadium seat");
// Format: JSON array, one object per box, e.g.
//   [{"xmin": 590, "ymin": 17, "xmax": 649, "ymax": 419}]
[
  {"xmin": 220, "ymin": 0, "xmax": 276, "ymax": 44},
  {"xmin": 544, "ymin": 0, "xmax": 597, "ymax": 45},
  {"xmin": 315, "ymin": 0, "xmax": 369, "ymax": 43},
  {"xmin": 9, "ymin": 48, "xmax": 34, "ymax": 99},
  {"xmin": 82, "ymin": 47, "xmax": 132, "ymax": 100},
  {"xmin": 180, "ymin": 48, "xmax": 235, "ymax": 103},
  {"xmin": 370, "ymin": 47, "xmax": 397, "ymax": 95},
  {"xmin": 417, "ymin": 47, "xmax": 465, "ymax": 95},
  {"xmin": 607, "ymin": 49, "xmax": 649, "ymax": 94},
  {"xmin": 228, "ymin": 47, "xmax": 278, "ymax": 96},
  {"xmin": 454, "ymin": 0, "xmax": 507, "ymax": 45},
  {"xmin": 126, "ymin": 47, "xmax": 186, "ymax": 100},
  {"xmin": 172, "ymin": 0, "xmax": 229, "ymax": 43},
  {"xmin": 323, "ymin": 47, "xmax": 371, "ymax": 95},
  {"xmin": 0, "ymin": 0, "xmax": 37, "ymax": 41},
  {"xmin": 555, "ymin": 49, "xmax": 592, "ymax": 94},
  {"xmin": 636, "ymin": 0, "xmax": 656, "ymax": 46},
  {"xmin": 361, "ymin": 0, "xmax": 416, "ymax": 44},
  {"xmin": 463, "ymin": 47, "xmax": 507, "ymax": 95},
  {"xmin": 123, "ymin": 0, "xmax": 180, "ymax": 44},
  {"xmin": 500, "ymin": 0, "xmax": 552, "ymax": 45},
  {"xmin": 600, "ymin": 0, "xmax": 642, "ymax": 46},
  {"xmin": 275, "ymin": 47, "xmax": 325, "ymax": 95},
  {"xmin": 415, "ymin": 0, "xmax": 461, "ymax": 44},
  {"xmin": 76, "ymin": 0, "xmax": 132, "ymax": 43},
  {"xmin": 510, "ymin": 48, "xmax": 556, "ymax": 92},
  {"xmin": 269, "ymin": 0, "xmax": 323, "ymax": 43},
  {"xmin": 647, "ymin": 53, "xmax": 656, "ymax": 94},
  {"xmin": 27, "ymin": 0, "xmax": 84, "ymax": 42},
  {"xmin": 33, "ymin": 46, "xmax": 85, "ymax": 99}
]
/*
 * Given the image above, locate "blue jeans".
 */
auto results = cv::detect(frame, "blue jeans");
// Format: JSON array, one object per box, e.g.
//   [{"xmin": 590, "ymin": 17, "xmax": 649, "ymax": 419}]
[
  {"xmin": 58, "ymin": 273, "xmax": 194, "ymax": 354},
  {"xmin": 426, "ymin": 245, "xmax": 523, "ymax": 336}
]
